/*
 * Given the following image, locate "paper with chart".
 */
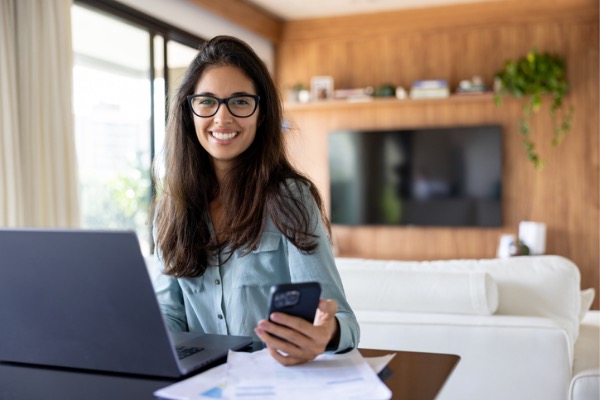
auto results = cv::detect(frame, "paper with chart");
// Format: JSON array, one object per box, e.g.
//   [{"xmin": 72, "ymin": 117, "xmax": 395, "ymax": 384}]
[
  {"xmin": 223, "ymin": 348, "xmax": 392, "ymax": 400},
  {"xmin": 154, "ymin": 362, "xmax": 228, "ymax": 399},
  {"xmin": 154, "ymin": 349, "xmax": 394, "ymax": 400}
]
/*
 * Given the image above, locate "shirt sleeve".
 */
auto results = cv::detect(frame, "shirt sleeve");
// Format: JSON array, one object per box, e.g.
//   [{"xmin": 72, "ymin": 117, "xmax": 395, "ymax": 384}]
[
  {"xmin": 147, "ymin": 253, "xmax": 189, "ymax": 332},
  {"xmin": 284, "ymin": 181, "xmax": 361, "ymax": 352}
]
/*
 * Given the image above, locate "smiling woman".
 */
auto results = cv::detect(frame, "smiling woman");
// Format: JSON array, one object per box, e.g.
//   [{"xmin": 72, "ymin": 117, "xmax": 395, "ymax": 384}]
[
  {"xmin": 149, "ymin": 35, "xmax": 360, "ymax": 367},
  {"xmin": 189, "ymin": 65, "xmax": 260, "ymax": 176}
]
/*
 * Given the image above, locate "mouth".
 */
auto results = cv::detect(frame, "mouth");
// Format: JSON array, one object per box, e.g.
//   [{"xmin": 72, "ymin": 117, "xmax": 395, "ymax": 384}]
[{"xmin": 210, "ymin": 130, "xmax": 239, "ymax": 141}]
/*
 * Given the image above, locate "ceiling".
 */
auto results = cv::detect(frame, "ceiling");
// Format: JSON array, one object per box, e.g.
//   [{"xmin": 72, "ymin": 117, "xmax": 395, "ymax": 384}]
[{"xmin": 245, "ymin": 0, "xmax": 502, "ymax": 20}]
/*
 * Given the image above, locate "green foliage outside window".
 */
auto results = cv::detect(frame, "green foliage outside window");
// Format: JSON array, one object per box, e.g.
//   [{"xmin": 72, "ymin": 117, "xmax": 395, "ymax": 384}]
[{"xmin": 80, "ymin": 151, "xmax": 152, "ymax": 247}]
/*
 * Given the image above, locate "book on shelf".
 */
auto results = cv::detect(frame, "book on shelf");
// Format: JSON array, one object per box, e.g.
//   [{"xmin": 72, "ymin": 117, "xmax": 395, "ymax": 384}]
[
  {"xmin": 334, "ymin": 87, "xmax": 374, "ymax": 101},
  {"xmin": 409, "ymin": 87, "xmax": 450, "ymax": 99},
  {"xmin": 454, "ymin": 88, "xmax": 490, "ymax": 95},
  {"xmin": 409, "ymin": 79, "xmax": 449, "ymax": 99},
  {"xmin": 455, "ymin": 76, "xmax": 488, "ymax": 95},
  {"xmin": 411, "ymin": 79, "xmax": 449, "ymax": 89}
]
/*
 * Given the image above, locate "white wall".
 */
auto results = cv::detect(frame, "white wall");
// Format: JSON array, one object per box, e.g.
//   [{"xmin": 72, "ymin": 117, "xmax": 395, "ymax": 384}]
[{"xmin": 116, "ymin": 0, "xmax": 275, "ymax": 71}]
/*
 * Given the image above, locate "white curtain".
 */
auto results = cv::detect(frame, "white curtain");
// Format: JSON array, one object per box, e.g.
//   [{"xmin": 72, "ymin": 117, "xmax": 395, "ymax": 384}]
[{"xmin": 0, "ymin": 0, "xmax": 80, "ymax": 227}]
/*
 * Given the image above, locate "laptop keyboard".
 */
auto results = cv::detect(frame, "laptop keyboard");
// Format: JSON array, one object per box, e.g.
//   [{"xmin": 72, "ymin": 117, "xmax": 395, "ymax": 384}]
[{"xmin": 176, "ymin": 345, "xmax": 204, "ymax": 360}]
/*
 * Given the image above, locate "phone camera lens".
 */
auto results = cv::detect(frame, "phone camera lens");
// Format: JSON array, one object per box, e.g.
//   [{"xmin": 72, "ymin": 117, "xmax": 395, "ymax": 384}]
[{"xmin": 285, "ymin": 290, "xmax": 300, "ymax": 306}]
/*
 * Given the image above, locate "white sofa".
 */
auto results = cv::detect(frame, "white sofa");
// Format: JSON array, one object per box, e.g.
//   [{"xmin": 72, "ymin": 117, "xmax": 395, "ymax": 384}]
[{"xmin": 335, "ymin": 255, "xmax": 599, "ymax": 400}]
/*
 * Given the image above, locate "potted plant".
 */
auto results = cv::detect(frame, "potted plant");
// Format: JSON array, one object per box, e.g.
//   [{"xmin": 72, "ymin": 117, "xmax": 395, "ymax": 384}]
[
  {"xmin": 288, "ymin": 82, "xmax": 310, "ymax": 103},
  {"xmin": 494, "ymin": 49, "xmax": 574, "ymax": 169}
]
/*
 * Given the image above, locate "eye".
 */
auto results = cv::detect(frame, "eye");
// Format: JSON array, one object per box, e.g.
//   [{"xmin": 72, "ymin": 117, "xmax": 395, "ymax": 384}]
[
  {"xmin": 231, "ymin": 97, "xmax": 251, "ymax": 106},
  {"xmin": 195, "ymin": 97, "xmax": 217, "ymax": 106}
]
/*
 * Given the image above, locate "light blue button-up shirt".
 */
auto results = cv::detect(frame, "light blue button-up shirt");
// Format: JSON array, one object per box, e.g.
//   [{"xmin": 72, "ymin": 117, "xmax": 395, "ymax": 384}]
[{"xmin": 149, "ymin": 183, "xmax": 360, "ymax": 352}]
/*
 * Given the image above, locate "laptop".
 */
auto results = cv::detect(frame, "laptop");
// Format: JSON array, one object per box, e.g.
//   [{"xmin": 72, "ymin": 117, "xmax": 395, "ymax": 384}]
[{"xmin": 0, "ymin": 228, "xmax": 253, "ymax": 378}]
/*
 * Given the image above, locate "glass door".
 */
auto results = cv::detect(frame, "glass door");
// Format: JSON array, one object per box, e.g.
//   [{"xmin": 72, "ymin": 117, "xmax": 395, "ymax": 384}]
[{"xmin": 71, "ymin": 3, "xmax": 201, "ymax": 253}]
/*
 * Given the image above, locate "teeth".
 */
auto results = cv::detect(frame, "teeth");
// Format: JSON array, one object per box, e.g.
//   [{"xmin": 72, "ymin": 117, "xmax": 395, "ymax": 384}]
[{"xmin": 212, "ymin": 131, "xmax": 238, "ymax": 140}]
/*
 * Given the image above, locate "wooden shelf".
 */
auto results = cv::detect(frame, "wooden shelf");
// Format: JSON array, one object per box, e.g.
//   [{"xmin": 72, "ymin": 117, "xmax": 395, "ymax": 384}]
[{"xmin": 284, "ymin": 92, "xmax": 495, "ymax": 111}]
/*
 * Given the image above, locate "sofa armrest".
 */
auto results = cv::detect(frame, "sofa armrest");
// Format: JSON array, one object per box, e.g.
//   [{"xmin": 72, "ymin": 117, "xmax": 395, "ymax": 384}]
[
  {"xmin": 356, "ymin": 312, "xmax": 572, "ymax": 400},
  {"xmin": 570, "ymin": 370, "xmax": 600, "ymax": 400},
  {"xmin": 570, "ymin": 311, "xmax": 600, "ymax": 400}
]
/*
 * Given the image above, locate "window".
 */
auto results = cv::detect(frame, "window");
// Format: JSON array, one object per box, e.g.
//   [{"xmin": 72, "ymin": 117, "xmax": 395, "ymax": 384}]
[{"xmin": 71, "ymin": 0, "xmax": 201, "ymax": 253}]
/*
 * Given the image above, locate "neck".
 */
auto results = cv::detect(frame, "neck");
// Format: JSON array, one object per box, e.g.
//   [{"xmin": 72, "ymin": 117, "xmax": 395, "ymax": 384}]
[
  {"xmin": 209, "ymin": 196, "xmax": 225, "ymax": 242},
  {"xmin": 212, "ymin": 160, "xmax": 231, "ymax": 185}
]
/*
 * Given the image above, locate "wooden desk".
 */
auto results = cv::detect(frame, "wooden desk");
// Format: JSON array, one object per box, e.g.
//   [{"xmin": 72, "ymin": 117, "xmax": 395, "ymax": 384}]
[
  {"xmin": 360, "ymin": 349, "xmax": 460, "ymax": 400},
  {"xmin": 0, "ymin": 349, "xmax": 459, "ymax": 399}
]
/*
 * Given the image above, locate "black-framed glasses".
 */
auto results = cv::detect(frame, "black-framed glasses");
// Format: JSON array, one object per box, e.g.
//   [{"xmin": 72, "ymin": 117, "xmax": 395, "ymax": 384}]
[{"xmin": 187, "ymin": 94, "xmax": 260, "ymax": 118}]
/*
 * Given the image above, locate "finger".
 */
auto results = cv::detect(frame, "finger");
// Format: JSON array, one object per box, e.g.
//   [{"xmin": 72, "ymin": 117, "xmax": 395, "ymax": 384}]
[
  {"xmin": 256, "ymin": 319, "xmax": 301, "ymax": 345},
  {"xmin": 315, "ymin": 299, "xmax": 338, "ymax": 326},
  {"xmin": 255, "ymin": 326, "xmax": 291, "ymax": 349},
  {"xmin": 266, "ymin": 345, "xmax": 313, "ymax": 366},
  {"xmin": 317, "ymin": 298, "xmax": 339, "ymax": 315},
  {"xmin": 257, "ymin": 319, "xmax": 327, "ymax": 360},
  {"xmin": 257, "ymin": 320, "xmax": 314, "ymax": 352},
  {"xmin": 266, "ymin": 309, "xmax": 335, "ymax": 349},
  {"xmin": 269, "ymin": 312, "xmax": 313, "ymax": 332},
  {"xmin": 256, "ymin": 326, "xmax": 319, "ymax": 363}
]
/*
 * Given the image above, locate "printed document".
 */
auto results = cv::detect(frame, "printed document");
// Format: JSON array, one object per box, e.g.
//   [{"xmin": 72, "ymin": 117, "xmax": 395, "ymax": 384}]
[
  {"xmin": 224, "ymin": 348, "xmax": 391, "ymax": 399},
  {"xmin": 155, "ymin": 349, "xmax": 394, "ymax": 400}
]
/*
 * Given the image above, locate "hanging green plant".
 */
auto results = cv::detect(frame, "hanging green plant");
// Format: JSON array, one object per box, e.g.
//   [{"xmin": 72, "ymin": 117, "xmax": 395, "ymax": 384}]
[{"xmin": 494, "ymin": 48, "xmax": 574, "ymax": 169}]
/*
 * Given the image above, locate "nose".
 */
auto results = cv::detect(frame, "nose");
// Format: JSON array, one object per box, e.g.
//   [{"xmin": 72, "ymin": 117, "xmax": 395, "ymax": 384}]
[{"xmin": 213, "ymin": 101, "xmax": 233, "ymax": 124}]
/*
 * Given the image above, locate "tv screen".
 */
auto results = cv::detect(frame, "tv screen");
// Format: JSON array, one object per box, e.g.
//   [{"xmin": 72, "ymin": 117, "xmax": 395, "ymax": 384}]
[{"xmin": 328, "ymin": 125, "xmax": 502, "ymax": 227}]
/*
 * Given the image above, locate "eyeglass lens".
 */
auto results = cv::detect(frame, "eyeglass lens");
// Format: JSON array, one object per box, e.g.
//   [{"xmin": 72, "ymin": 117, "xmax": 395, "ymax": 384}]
[{"xmin": 189, "ymin": 95, "xmax": 258, "ymax": 118}]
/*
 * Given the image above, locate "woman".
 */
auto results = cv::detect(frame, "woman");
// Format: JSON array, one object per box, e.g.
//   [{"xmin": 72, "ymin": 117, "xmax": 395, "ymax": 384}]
[{"xmin": 150, "ymin": 35, "xmax": 359, "ymax": 366}]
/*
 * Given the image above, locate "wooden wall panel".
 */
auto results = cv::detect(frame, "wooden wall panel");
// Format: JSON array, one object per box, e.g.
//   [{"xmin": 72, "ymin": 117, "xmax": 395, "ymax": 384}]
[
  {"xmin": 187, "ymin": 0, "xmax": 283, "ymax": 42},
  {"xmin": 276, "ymin": 1, "xmax": 599, "ymax": 307}
]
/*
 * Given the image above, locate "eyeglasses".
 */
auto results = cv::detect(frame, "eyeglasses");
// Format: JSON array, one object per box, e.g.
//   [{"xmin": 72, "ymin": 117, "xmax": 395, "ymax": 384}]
[{"xmin": 187, "ymin": 94, "xmax": 260, "ymax": 118}]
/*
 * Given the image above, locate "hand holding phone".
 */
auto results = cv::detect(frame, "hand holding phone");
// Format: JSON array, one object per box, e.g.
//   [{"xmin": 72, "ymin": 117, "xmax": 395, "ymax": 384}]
[
  {"xmin": 267, "ymin": 282, "xmax": 321, "ymax": 324},
  {"xmin": 260, "ymin": 282, "xmax": 340, "ymax": 365}
]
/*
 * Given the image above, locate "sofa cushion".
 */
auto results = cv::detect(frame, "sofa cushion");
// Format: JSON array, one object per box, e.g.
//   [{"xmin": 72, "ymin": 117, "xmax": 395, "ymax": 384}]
[
  {"xmin": 336, "ymin": 255, "xmax": 581, "ymax": 347},
  {"xmin": 338, "ymin": 266, "xmax": 498, "ymax": 315}
]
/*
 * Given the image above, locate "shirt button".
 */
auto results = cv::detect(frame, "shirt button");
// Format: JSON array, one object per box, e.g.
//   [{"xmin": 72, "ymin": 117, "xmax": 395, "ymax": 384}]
[
  {"xmin": 214, "ymin": 279, "xmax": 221, "ymax": 285},
  {"xmin": 218, "ymin": 314, "xmax": 223, "ymax": 319}
]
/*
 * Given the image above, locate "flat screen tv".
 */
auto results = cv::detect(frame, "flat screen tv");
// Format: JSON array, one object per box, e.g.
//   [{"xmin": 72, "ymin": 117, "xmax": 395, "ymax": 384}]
[{"xmin": 328, "ymin": 125, "xmax": 502, "ymax": 227}]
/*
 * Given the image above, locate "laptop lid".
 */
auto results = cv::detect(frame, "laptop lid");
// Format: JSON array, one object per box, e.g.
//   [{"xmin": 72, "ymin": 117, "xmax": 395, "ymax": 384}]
[{"xmin": 0, "ymin": 229, "xmax": 252, "ymax": 378}]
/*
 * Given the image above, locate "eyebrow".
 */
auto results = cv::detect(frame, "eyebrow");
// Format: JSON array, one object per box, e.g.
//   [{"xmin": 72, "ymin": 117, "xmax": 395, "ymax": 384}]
[{"xmin": 193, "ymin": 91, "xmax": 256, "ymax": 97}]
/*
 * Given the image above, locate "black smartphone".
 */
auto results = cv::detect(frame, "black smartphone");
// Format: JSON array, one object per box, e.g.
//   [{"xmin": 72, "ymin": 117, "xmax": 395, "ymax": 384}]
[{"xmin": 267, "ymin": 281, "xmax": 321, "ymax": 323}]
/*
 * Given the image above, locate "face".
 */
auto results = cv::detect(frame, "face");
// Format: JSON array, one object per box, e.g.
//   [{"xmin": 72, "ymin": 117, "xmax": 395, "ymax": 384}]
[{"xmin": 192, "ymin": 65, "xmax": 259, "ymax": 174}]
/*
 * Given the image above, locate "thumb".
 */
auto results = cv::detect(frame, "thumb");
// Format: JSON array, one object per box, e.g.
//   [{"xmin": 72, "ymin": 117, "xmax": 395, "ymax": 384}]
[{"xmin": 315, "ymin": 299, "xmax": 338, "ymax": 325}]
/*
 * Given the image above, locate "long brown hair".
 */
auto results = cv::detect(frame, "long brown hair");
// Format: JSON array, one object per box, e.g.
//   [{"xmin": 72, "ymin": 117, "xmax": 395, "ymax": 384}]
[{"xmin": 152, "ymin": 35, "xmax": 330, "ymax": 278}]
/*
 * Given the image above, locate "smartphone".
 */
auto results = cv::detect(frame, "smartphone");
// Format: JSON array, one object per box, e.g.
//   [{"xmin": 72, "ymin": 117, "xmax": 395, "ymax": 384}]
[{"xmin": 267, "ymin": 281, "xmax": 322, "ymax": 323}]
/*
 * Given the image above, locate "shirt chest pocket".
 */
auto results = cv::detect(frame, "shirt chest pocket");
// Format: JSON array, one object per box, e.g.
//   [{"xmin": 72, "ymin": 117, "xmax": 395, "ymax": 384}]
[
  {"xmin": 178, "ymin": 276, "xmax": 205, "ymax": 294},
  {"xmin": 252, "ymin": 231, "xmax": 281, "ymax": 252},
  {"xmin": 231, "ymin": 232, "xmax": 286, "ymax": 288}
]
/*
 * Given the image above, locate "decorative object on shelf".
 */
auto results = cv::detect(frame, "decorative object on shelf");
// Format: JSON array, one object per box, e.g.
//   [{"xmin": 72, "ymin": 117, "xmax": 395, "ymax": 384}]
[
  {"xmin": 333, "ymin": 86, "xmax": 374, "ymax": 101},
  {"xmin": 287, "ymin": 82, "xmax": 310, "ymax": 103},
  {"xmin": 494, "ymin": 48, "xmax": 574, "ymax": 169},
  {"xmin": 310, "ymin": 75, "xmax": 334, "ymax": 101},
  {"xmin": 298, "ymin": 88, "xmax": 310, "ymax": 103},
  {"xmin": 456, "ymin": 76, "xmax": 488, "ymax": 94},
  {"xmin": 497, "ymin": 234, "xmax": 530, "ymax": 258},
  {"xmin": 395, "ymin": 86, "xmax": 407, "ymax": 99},
  {"xmin": 374, "ymin": 83, "xmax": 396, "ymax": 97},
  {"xmin": 518, "ymin": 221, "xmax": 546, "ymax": 255},
  {"xmin": 409, "ymin": 79, "xmax": 450, "ymax": 99}
]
